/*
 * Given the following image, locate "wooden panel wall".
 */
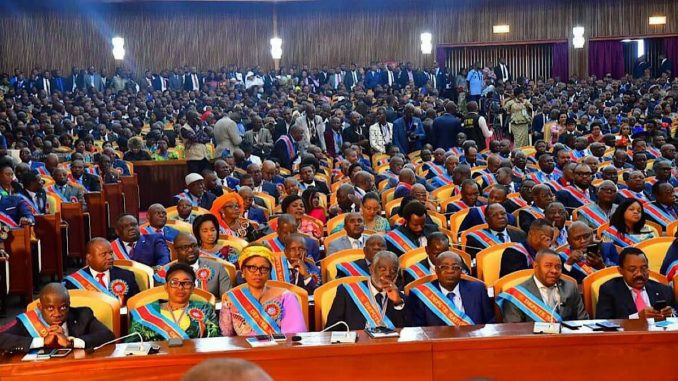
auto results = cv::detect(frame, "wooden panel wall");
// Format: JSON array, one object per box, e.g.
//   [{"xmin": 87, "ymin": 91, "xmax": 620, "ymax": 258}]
[
  {"xmin": 446, "ymin": 44, "xmax": 553, "ymax": 81},
  {"xmin": 0, "ymin": 0, "xmax": 676, "ymax": 73}
]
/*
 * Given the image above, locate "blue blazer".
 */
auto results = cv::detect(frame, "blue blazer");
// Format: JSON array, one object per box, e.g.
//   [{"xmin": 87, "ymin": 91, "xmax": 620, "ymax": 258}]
[
  {"xmin": 0, "ymin": 195, "xmax": 35, "ymax": 226},
  {"xmin": 261, "ymin": 181, "xmax": 280, "ymax": 199},
  {"xmin": 246, "ymin": 207, "xmax": 267, "ymax": 225},
  {"xmin": 459, "ymin": 207, "xmax": 516, "ymax": 232},
  {"xmin": 555, "ymin": 187, "xmax": 598, "ymax": 211},
  {"xmin": 142, "ymin": 225, "xmax": 180, "ymax": 243},
  {"xmin": 431, "ymin": 114, "xmax": 463, "ymax": 150},
  {"xmin": 127, "ymin": 234, "xmax": 171, "ymax": 267},
  {"xmin": 392, "ymin": 116, "xmax": 425, "ymax": 154},
  {"xmin": 660, "ymin": 239, "xmax": 678, "ymax": 277},
  {"xmin": 407, "ymin": 279, "xmax": 495, "ymax": 326}
]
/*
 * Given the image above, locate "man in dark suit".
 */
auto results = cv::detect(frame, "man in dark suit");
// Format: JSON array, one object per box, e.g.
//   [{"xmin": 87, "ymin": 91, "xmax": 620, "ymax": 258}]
[
  {"xmin": 0, "ymin": 283, "xmax": 114, "ymax": 353},
  {"xmin": 144, "ymin": 204, "xmax": 181, "ymax": 243},
  {"xmin": 596, "ymin": 247, "xmax": 675, "ymax": 319},
  {"xmin": 403, "ymin": 232, "xmax": 470, "ymax": 286},
  {"xmin": 342, "ymin": 112, "xmax": 369, "ymax": 150},
  {"xmin": 336, "ymin": 235, "xmax": 387, "ymax": 278},
  {"xmin": 517, "ymin": 184, "xmax": 553, "ymax": 233},
  {"xmin": 493, "ymin": 58, "xmax": 511, "ymax": 83},
  {"xmin": 50, "ymin": 70, "xmax": 66, "ymax": 93},
  {"xmin": 556, "ymin": 163, "xmax": 597, "ymax": 211},
  {"xmin": 18, "ymin": 171, "xmax": 47, "ymax": 215},
  {"xmin": 500, "ymin": 249, "xmax": 588, "ymax": 322},
  {"xmin": 66, "ymin": 66, "xmax": 82, "ymax": 92},
  {"xmin": 70, "ymin": 159, "xmax": 101, "ymax": 192},
  {"xmin": 64, "ymin": 238, "xmax": 140, "ymax": 304},
  {"xmin": 324, "ymin": 116, "xmax": 345, "ymax": 159},
  {"xmin": 658, "ymin": 54, "xmax": 673, "ymax": 77},
  {"xmin": 111, "ymin": 214, "xmax": 170, "ymax": 268},
  {"xmin": 408, "ymin": 251, "xmax": 494, "ymax": 326},
  {"xmin": 385, "ymin": 201, "xmax": 438, "ymax": 257},
  {"xmin": 171, "ymin": 173, "xmax": 217, "ymax": 210},
  {"xmin": 645, "ymin": 182, "xmax": 678, "ymax": 230},
  {"xmin": 238, "ymin": 187, "xmax": 267, "ymax": 224},
  {"xmin": 326, "ymin": 251, "xmax": 406, "ymax": 330},
  {"xmin": 343, "ymin": 64, "xmax": 362, "ymax": 90},
  {"xmin": 184, "ymin": 67, "xmax": 202, "ymax": 91},
  {"xmin": 35, "ymin": 70, "xmax": 53, "ymax": 95},
  {"xmin": 465, "ymin": 203, "xmax": 526, "ymax": 259},
  {"xmin": 298, "ymin": 163, "xmax": 330, "ymax": 195},
  {"xmin": 459, "ymin": 186, "xmax": 517, "ymax": 232},
  {"xmin": 272, "ymin": 125, "xmax": 303, "ymax": 171},
  {"xmin": 431, "ymin": 102, "xmax": 463, "ymax": 150},
  {"xmin": 499, "ymin": 219, "xmax": 555, "ymax": 278},
  {"xmin": 274, "ymin": 108, "xmax": 295, "ymax": 141},
  {"xmin": 392, "ymin": 104, "xmax": 425, "ymax": 154}
]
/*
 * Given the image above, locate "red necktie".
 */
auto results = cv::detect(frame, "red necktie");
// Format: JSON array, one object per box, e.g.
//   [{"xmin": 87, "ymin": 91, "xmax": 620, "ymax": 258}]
[
  {"xmin": 96, "ymin": 273, "xmax": 106, "ymax": 288},
  {"xmin": 633, "ymin": 289, "xmax": 647, "ymax": 313}
]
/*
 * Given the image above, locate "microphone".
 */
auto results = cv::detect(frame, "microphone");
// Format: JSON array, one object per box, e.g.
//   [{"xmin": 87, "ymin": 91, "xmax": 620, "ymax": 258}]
[
  {"xmin": 549, "ymin": 302, "xmax": 565, "ymax": 325},
  {"xmin": 92, "ymin": 332, "xmax": 143, "ymax": 352},
  {"xmin": 321, "ymin": 321, "xmax": 357, "ymax": 344},
  {"xmin": 90, "ymin": 332, "xmax": 156, "ymax": 356}
]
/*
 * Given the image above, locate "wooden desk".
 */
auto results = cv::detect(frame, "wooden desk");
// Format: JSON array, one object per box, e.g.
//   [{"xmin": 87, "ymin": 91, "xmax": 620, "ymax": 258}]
[
  {"xmin": 133, "ymin": 160, "xmax": 189, "ymax": 210},
  {"xmin": 0, "ymin": 320, "xmax": 675, "ymax": 381}
]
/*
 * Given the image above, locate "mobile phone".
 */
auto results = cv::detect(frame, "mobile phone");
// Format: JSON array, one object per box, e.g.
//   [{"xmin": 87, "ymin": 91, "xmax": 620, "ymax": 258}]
[
  {"xmin": 271, "ymin": 333, "xmax": 286, "ymax": 342},
  {"xmin": 35, "ymin": 349, "xmax": 52, "ymax": 359},
  {"xmin": 254, "ymin": 335, "xmax": 271, "ymax": 341},
  {"xmin": 653, "ymin": 300, "xmax": 668, "ymax": 311},
  {"xmin": 49, "ymin": 348, "xmax": 72, "ymax": 358},
  {"xmin": 561, "ymin": 321, "xmax": 582, "ymax": 330},
  {"xmin": 586, "ymin": 243, "xmax": 600, "ymax": 257},
  {"xmin": 596, "ymin": 321, "xmax": 621, "ymax": 330},
  {"xmin": 583, "ymin": 323, "xmax": 604, "ymax": 331}
]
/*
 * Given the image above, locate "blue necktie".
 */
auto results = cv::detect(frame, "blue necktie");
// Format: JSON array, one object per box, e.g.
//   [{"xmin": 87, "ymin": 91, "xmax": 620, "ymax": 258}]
[{"xmin": 446, "ymin": 292, "xmax": 456, "ymax": 304}]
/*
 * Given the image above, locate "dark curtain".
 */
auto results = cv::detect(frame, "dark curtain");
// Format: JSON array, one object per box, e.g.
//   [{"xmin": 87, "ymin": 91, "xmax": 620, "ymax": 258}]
[
  {"xmin": 663, "ymin": 36, "xmax": 678, "ymax": 76},
  {"xmin": 588, "ymin": 40, "xmax": 624, "ymax": 79},
  {"xmin": 622, "ymin": 41, "xmax": 638, "ymax": 75},
  {"xmin": 435, "ymin": 46, "xmax": 446, "ymax": 69},
  {"xmin": 551, "ymin": 42, "xmax": 568, "ymax": 82}
]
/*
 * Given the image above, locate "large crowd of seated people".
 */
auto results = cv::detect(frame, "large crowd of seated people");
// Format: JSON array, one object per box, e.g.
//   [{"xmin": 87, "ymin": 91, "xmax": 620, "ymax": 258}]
[{"xmin": 0, "ymin": 58, "xmax": 677, "ymax": 352}]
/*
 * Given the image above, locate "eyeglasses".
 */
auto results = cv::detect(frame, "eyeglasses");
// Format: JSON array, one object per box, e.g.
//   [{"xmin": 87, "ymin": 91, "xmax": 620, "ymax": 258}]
[
  {"xmin": 43, "ymin": 304, "xmax": 69, "ymax": 313},
  {"xmin": 437, "ymin": 265, "xmax": 463, "ymax": 272},
  {"xmin": 243, "ymin": 265, "xmax": 272, "ymax": 274},
  {"xmin": 175, "ymin": 243, "xmax": 198, "ymax": 252},
  {"xmin": 168, "ymin": 280, "xmax": 195, "ymax": 289}
]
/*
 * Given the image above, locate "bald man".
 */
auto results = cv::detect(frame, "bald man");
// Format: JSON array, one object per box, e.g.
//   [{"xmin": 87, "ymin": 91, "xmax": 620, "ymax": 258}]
[
  {"xmin": 143, "ymin": 203, "xmax": 180, "ymax": 243},
  {"xmin": 407, "ymin": 251, "xmax": 494, "ymax": 326},
  {"xmin": 499, "ymin": 249, "xmax": 588, "ymax": 323},
  {"xmin": 559, "ymin": 222, "xmax": 606, "ymax": 283},
  {"xmin": 64, "ymin": 238, "xmax": 140, "ymax": 303},
  {"xmin": 394, "ymin": 168, "xmax": 416, "ymax": 199},
  {"xmin": 336, "ymin": 235, "xmax": 387, "ymax": 278},
  {"xmin": 0, "ymin": 283, "xmax": 115, "ymax": 352},
  {"xmin": 182, "ymin": 358, "xmax": 272, "ymax": 381}
]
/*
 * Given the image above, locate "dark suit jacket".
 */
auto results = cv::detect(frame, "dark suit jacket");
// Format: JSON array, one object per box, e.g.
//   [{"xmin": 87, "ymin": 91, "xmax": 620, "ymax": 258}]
[
  {"xmin": 64, "ymin": 266, "xmax": 140, "ymax": 302},
  {"xmin": 271, "ymin": 136, "xmax": 297, "ymax": 170},
  {"xmin": 501, "ymin": 277, "xmax": 588, "ymax": 322},
  {"xmin": 595, "ymin": 277, "xmax": 675, "ymax": 319},
  {"xmin": 392, "ymin": 116, "xmax": 425, "ymax": 154},
  {"xmin": 493, "ymin": 65, "xmax": 512, "ymax": 82},
  {"xmin": 659, "ymin": 59, "xmax": 673, "ymax": 76},
  {"xmin": 466, "ymin": 228, "xmax": 526, "ymax": 259},
  {"xmin": 660, "ymin": 239, "xmax": 678, "ymax": 277},
  {"xmin": 325, "ymin": 280, "xmax": 406, "ymax": 330},
  {"xmin": 0, "ymin": 307, "xmax": 114, "ymax": 353},
  {"xmin": 183, "ymin": 73, "xmax": 202, "ymax": 91},
  {"xmin": 171, "ymin": 191, "xmax": 217, "ymax": 210},
  {"xmin": 323, "ymin": 128, "xmax": 343, "ymax": 158},
  {"xmin": 459, "ymin": 207, "xmax": 517, "ymax": 233},
  {"xmin": 407, "ymin": 279, "xmax": 495, "ymax": 326},
  {"xmin": 336, "ymin": 259, "xmax": 370, "ymax": 278},
  {"xmin": 300, "ymin": 180, "xmax": 330, "ymax": 195},
  {"xmin": 72, "ymin": 173, "xmax": 101, "ymax": 192},
  {"xmin": 555, "ymin": 186, "xmax": 597, "ymax": 211},
  {"xmin": 431, "ymin": 114, "xmax": 463, "ymax": 150},
  {"xmin": 261, "ymin": 181, "xmax": 280, "ymax": 200},
  {"xmin": 125, "ymin": 234, "xmax": 171, "ymax": 267},
  {"xmin": 273, "ymin": 121, "xmax": 291, "ymax": 141},
  {"xmin": 499, "ymin": 242, "xmax": 537, "ymax": 278},
  {"xmin": 0, "ymin": 195, "xmax": 35, "ymax": 225},
  {"xmin": 246, "ymin": 206, "xmax": 267, "ymax": 224},
  {"xmin": 17, "ymin": 189, "xmax": 47, "ymax": 214},
  {"xmin": 531, "ymin": 114, "xmax": 548, "ymax": 140},
  {"xmin": 341, "ymin": 125, "xmax": 368, "ymax": 145}
]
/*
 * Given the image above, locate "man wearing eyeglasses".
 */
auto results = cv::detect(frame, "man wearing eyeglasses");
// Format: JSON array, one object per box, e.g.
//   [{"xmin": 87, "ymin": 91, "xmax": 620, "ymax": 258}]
[
  {"xmin": 0, "ymin": 283, "xmax": 114, "ymax": 353},
  {"xmin": 407, "ymin": 252, "xmax": 494, "ymax": 327},
  {"xmin": 155, "ymin": 233, "xmax": 230, "ymax": 299},
  {"xmin": 555, "ymin": 163, "xmax": 597, "ymax": 210},
  {"xmin": 596, "ymin": 247, "xmax": 675, "ymax": 319}
]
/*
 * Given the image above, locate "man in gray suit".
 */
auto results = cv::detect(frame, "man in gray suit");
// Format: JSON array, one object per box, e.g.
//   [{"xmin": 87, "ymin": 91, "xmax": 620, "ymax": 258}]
[
  {"xmin": 326, "ymin": 212, "xmax": 369, "ymax": 256},
  {"xmin": 214, "ymin": 112, "xmax": 242, "ymax": 158},
  {"xmin": 82, "ymin": 66, "xmax": 104, "ymax": 92},
  {"xmin": 243, "ymin": 115, "xmax": 273, "ymax": 157},
  {"xmin": 51, "ymin": 167, "xmax": 87, "ymax": 210},
  {"xmin": 295, "ymin": 104, "xmax": 326, "ymax": 152},
  {"xmin": 172, "ymin": 233, "xmax": 231, "ymax": 298},
  {"xmin": 500, "ymin": 249, "xmax": 588, "ymax": 323},
  {"xmin": 169, "ymin": 68, "xmax": 184, "ymax": 91}
]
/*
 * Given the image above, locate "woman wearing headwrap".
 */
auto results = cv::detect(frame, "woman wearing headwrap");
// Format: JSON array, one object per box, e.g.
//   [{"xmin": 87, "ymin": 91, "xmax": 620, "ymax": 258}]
[
  {"xmin": 210, "ymin": 192, "xmax": 259, "ymax": 242},
  {"xmin": 220, "ymin": 245, "xmax": 307, "ymax": 336}
]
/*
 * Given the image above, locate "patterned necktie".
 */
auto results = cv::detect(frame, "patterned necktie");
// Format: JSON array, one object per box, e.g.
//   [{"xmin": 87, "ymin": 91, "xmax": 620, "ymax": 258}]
[{"xmin": 446, "ymin": 292, "xmax": 456, "ymax": 304}]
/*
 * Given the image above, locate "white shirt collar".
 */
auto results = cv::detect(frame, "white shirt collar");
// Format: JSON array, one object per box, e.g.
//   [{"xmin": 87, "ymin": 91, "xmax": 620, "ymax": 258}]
[
  {"xmin": 439, "ymin": 282, "xmax": 460, "ymax": 296},
  {"xmin": 533, "ymin": 275, "xmax": 556, "ymax": 291},
  {"xmin": 490, "ymin": 228, "xmax": 508, "ymax": 236},
  {"xmin": 368, "ymin": 278, "xmax": 384, "ymax": 298}
]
